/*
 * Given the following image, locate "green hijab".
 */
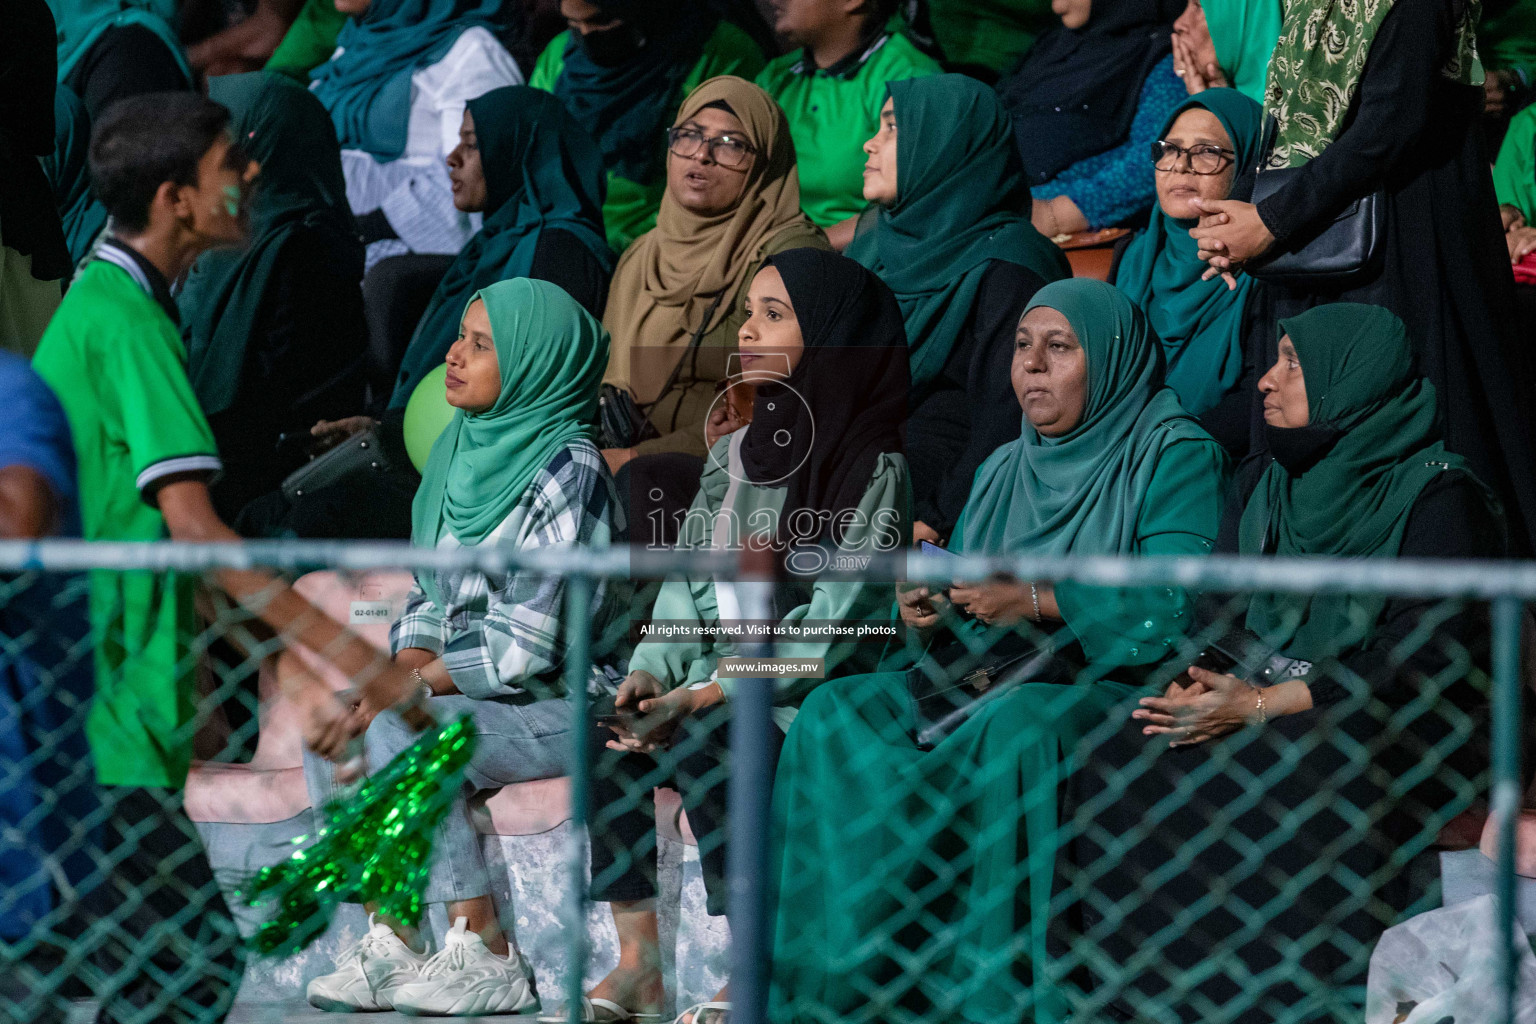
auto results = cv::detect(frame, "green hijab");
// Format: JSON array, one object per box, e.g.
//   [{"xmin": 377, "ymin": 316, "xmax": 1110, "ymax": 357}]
[
  {"xmin": 1115, "ymin": 88, "xmax": 1263, "ymax": 417},
  {"xmin": 410, "ymin": 279, "xmax": 610, "ymax": 605},
  {"xmin": 46, "ymin": 0, "xmax": 192, "ymax": 84},
  {"xmin": 1238, "ymin": 303, "xmax": 1500, "ymax": 659},
  {"xmin": 42, "ymin": 83, "xmax": 107, "ymax": 266},
  {"xmin": 955, "ymin": 279, "xmax": 1214, "ymax": 557},
  {"xmin": 388, "ymin": 86, "xmax": 614, "ymax": 410},
  {"xmin": 846, "ymin": 74, "xmax": 1069, "ymax": 389},
  {"xmin": 1203, "ymin": 0, "xmax": 1282, "ymax": 104},
  {"xmin": 1263, "ymin": 0, "xmax": 1482, "ymax": 168},
  {"xmin": 179, "ymin": 72, "xmax": 360, "ymax": 416}
]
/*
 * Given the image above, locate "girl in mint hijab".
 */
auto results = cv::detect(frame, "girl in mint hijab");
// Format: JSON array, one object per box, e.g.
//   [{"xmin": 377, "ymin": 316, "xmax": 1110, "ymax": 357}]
[
  {"xmin": 1114, "ymin": 87, "xmax": 1262, "ymax": 445},
  {"xmin": 302, "ymin": 277, "xmax": 626, "ymax": 1013},
  {"xmin": 769, "ymin": 278, "xmax": 1227, "ymax": 1024}
]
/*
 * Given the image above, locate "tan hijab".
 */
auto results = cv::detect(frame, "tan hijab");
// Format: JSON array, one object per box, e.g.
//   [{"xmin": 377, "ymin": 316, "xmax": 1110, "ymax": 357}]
[{"xmin": 602, "ymin": 75, "xmax": 821, "ymax": 403}]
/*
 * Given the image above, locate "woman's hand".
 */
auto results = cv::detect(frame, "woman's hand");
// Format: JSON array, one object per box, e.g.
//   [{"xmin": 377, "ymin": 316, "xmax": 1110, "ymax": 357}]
[
  {"xmin": 897, "ymin": 582, "xmax": 948, "ymax": 630},
  {"xmin": 705, "ymin": 403, "xmax": 748, "ymax": 450},
  {"xmin": 602, "ymin": 448, "xmax": 638, "ymax": 475},
  {"xmin": 1188, "ymin": 198, "xmax": 1276, "ymax": 278},
  {"xmin": 1031, "ymin": 195, "xmax": 1090, "ymax": 239},
  {"xmin": 310, "ymin": 415, "xmax": 377, "ymax": 453},
  {"xmin": 1507, "ymin": 225, "xmax": 1536, "ymax": 264},
  {"xmin": 1502, "ymin": 204, "xmax": 1527, "ymax": 232},
  {"xmin": 949, "ymin": 579, "xmax": 1042, "ymax": 626},
  {"xmin": 1133, "ymin": 665, "xmax": 1262, "ymax": 747},
  {"xmin": 1171, "ymin": 32, "xmax": 1227, "ymax": 95},
  {"xmin": 294, "ymin": 679, "xmax": 364, "ymax": 762},
  {"xmin": 604, "ymin": 671, "xmax": 721, "ymax": 755},
  {"xmin": 912, "ymin": 521, "xmax": 941, "ymax": 547}
]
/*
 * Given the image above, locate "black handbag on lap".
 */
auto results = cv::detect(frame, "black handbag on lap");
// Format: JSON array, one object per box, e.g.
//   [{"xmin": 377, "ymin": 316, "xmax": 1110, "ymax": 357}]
[
  {"xmin": 905, "ymin": 628, "xmax": 1076, "ymax": 750},
  {"xmin": 280, "ymin": 427, "xmax": 396, "ymax": 501}
]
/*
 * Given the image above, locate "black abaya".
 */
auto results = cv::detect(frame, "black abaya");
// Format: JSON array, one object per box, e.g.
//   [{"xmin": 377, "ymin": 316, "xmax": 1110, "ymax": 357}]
[
  {"xmin": 1064, "ymin": 471, "xmax": 1500, "ymax": 1024},
  {"xmin": 1248, "ymin": 0, "xmax": 1536, "ymax": 554}
]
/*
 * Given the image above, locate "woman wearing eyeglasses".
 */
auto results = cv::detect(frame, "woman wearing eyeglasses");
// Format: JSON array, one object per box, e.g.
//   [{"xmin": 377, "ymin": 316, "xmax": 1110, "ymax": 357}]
[
  {"xmin": 599, "ymin": 75, "xmax": 827, "ymax": 543},
  {"xmin": 1111, "ymin": 88, "xmax": 1263, "ymax": 456}
]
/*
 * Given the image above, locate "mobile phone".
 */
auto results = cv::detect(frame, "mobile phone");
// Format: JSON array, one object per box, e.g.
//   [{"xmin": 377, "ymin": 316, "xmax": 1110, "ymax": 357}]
[
  {"xmin": 918, "ymin": 540, "xmax": 955, "ymax": 558},
  {"xmin": 275, "ymin": 429, "xmax": 314, "ymax": 461},
  {"xmin": 1192, "ymin": 645, "xmax": 1238, "ymax": 674},
  {"xmin": 591, "ymin": 693, "xmax": 637, "ymax": 727}
]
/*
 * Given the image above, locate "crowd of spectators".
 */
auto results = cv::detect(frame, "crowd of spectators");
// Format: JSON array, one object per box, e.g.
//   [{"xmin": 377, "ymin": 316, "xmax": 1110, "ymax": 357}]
[{"xmin": 2, "ymin": 0, "xmax": 1533, "ymax": 1021}]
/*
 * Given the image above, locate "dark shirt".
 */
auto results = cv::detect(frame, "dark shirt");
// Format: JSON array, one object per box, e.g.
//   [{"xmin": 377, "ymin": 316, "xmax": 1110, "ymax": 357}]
[
  {"xmin": 907, "ymin": 258, "xmax": 1049, "ymax": 539},
  {"xmin": 531, "ymin": 227, "xmax": 611, "ymax": 320}
]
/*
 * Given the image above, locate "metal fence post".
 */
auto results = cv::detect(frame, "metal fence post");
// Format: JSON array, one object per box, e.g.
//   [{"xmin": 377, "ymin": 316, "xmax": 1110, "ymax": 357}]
[
  {"xmin": 728, "ymin": 551, "xmax": 777, "ymax": 1024},
  {"xmin": 564, "ymin": 575, "xmax": 594, "ymax": 1024},
  {"xmin": 1493, "ymin": 596, "xmax": 1523, "ymax": 1024}
]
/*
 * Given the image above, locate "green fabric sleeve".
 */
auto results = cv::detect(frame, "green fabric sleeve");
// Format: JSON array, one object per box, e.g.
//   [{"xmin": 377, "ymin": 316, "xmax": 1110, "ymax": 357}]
[
  {"xmin": 717, "ymin": 453, "xmax": 911, "ymax": 708},
  {"xmin": 685, "ymin": 20, "xmax": 767, "ymax": 88},
  {"xmin": 265, "ymin": 0, "xmax": 350, "ymax": 79},
  {"xmin": 109, "ymin": 316, "xmax": 220, "ymax": 490},
  {"xmin": 1054, "ymin": 438, "xmax": 1228, "ymax": 668},
  {"xmin": 1494, "ymin": 103, "xmax": 1536, "ymax": 222},
  {"xmin": 529, "ymin": 32, "xmax": 567, "ymax": 92}
]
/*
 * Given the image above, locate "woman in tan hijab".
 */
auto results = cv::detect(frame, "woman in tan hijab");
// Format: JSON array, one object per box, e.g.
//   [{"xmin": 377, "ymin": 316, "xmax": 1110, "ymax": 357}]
[{"xmin": 600, "ymin": 75, "xmax": 827, "ymax": 525}]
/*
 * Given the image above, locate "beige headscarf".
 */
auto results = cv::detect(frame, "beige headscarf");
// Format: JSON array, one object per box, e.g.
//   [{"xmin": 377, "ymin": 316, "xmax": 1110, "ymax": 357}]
[{"xmin": 602, "ymin": 75, "xmax": 822, "ymax": 403}]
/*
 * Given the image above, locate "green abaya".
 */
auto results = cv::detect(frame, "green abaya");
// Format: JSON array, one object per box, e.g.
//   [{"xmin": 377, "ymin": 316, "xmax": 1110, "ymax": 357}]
[{"xmin": 768, "ymin": 280, "xmax": 1227, "ymax": 1024}]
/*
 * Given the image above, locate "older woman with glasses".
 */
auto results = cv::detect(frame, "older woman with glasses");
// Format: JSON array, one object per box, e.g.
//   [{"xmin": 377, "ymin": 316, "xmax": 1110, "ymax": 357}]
[
  {"xmin": 1111, "ymin": 87, "xmax": 1264, "ymax": 455},
  {"xmin": 598, "ymin": 75, "xmax": 826, "ymax": 544}
]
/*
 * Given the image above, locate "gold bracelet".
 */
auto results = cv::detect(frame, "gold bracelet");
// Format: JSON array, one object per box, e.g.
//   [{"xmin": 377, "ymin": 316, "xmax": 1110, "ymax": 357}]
[{"xmin": 1253, "ymin": 686, "xmax": 1267, "ymax": 725}]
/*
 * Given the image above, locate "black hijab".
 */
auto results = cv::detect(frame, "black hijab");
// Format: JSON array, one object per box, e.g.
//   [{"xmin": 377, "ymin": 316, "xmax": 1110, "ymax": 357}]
[
  {"xmin": 740, "ymin": 247, "xmax": 909, "ymax": 565},
  {"xmin": 2, "ymin": 0, "xmax": 71, "ymax": 283},
  {"xmin": 997, "ymin": 0, "xmax": 1182, "ymax": 185}
]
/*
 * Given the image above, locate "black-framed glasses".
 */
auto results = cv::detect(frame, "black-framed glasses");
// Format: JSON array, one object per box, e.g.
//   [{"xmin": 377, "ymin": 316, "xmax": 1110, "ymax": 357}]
[
  {"xmin": 1150, "ymin": 139, "xmax": 1235, "ymax": 174},
  {"xmin": 667, "ymin": 126, "xmax": 756, "ymax": 169}
]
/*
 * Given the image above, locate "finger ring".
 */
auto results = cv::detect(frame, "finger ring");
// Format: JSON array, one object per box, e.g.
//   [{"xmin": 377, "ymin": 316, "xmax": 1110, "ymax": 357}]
[{"xmin": 1174, "ymin": 67, "xmax": 1186, "ymax": 74}]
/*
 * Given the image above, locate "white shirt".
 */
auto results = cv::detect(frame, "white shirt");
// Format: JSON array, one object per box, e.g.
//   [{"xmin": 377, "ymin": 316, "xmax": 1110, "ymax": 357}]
[{"xmin": 335, "ymin": 26, "xmax": 524, "ymax": 268}]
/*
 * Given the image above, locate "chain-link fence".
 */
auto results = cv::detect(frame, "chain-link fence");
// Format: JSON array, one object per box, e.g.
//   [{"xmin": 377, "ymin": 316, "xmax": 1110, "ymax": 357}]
[{"xmin": 0, "ymin": 540, "xmax": 1530, "ymax": 1024}]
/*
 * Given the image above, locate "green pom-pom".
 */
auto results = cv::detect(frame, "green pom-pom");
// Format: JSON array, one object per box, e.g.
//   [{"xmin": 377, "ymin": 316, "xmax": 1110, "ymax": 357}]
[{"xmin": 241, "ymin": 714, "xmax": 478, "ymax": 955}]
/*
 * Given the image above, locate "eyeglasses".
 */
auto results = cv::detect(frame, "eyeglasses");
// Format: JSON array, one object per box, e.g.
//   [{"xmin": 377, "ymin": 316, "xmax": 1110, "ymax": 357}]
[
  {"xmin": 667, "ymin": 126, "xmax": 756, "ymax": 169},
  {"xmin": 1149, "ymin": 140, "xmax": 1235, "ymax": 175}
]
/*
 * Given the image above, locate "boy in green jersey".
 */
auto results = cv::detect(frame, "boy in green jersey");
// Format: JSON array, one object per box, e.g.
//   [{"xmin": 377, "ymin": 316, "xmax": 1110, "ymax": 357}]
[{"xmin": 32, "ymin": 92, "xmax": 424, "ymax": 1024}]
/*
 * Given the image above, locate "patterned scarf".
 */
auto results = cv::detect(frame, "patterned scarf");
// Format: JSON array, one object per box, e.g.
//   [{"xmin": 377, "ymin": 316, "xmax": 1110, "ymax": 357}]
[{"xmin": 1263, "ymin": 0, "xmax": 1481, "ymax": 168}]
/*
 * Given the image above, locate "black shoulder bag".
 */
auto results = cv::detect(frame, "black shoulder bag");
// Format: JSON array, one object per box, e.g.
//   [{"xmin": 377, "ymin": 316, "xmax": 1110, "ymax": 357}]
[{"xmin": 598, "ymin": 291, "xmax": 727, "ymax": 450}]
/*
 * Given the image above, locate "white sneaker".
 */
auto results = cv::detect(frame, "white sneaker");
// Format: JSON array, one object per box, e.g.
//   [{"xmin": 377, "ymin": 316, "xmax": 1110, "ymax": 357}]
[
  {"xmin": 306, "ymin": 913, "xmax": 427, "ymax": 1012},
  {"xmin": 392, "ymin": 917, "xmax": 538, "ymax": 1017}
]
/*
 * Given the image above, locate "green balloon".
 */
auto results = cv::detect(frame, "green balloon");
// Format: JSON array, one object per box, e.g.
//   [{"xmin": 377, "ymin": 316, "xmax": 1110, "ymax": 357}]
[{"xmin": 402, "ymin": 364, "xmax": 457, "ymax": 472}]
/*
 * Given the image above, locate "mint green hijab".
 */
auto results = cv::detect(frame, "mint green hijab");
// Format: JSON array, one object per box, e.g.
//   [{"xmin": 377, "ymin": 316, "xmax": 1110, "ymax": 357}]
[
  {"xmin": 1115, "ymin": 88, "xmax": 1263, "ymax": 416},
  {"xmin": 410, "ymin": 279, "xmax": 610, "ymax": 604},
  {"xmin": 1203, "ymin": 0, "xmax": 1281, "ymax": 104},
  {"xmin": 955, "ymin": 279, "xmax": 1215, "ymax": 557},
  {"xmin": 1239, "ymin": 303, "xmax": 1501, "ymax": 659}
]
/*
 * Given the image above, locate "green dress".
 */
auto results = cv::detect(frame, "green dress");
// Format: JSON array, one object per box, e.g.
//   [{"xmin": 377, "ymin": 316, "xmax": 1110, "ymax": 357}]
[
  {"xmin": 1494, "ymin": 100, "xmax": 1536, "ymax": 222},
  {"xmin": 530, "ymin": 21, "xmax": 764, "ymax": 252},
  {"xmin": 767, "ymin": 280, "xmax": 1229, "ymax": 1024}
]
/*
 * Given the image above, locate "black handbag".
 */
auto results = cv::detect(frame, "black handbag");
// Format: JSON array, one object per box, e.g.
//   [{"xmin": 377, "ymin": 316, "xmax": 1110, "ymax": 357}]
[
  {"xmin": 280, "ymin": 427, "xmax": 396, "ymax": 501},
  {"xmin": 1246, "ymin": 116, "xmax": 1385, "ymax": 284},
  {"xmin": 905, "ymin": 628, "xmax": 1075, "ymax": 749},
  {"xmin": 598, "ymin": 291, "xmax": 727, "ymax": 450}
]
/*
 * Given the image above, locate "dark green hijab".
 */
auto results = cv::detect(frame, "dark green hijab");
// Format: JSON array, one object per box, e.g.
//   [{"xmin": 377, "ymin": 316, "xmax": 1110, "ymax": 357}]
[
  {"xmin": 179, "ymin": 72, "xmax": 360, "ymax": 416},
  {"xmin": 1239, "ymin": 303, "xmax": 1501, "ymax": 659},
  {"xmin": 389, "ymin": 86, "xmax": 615, "ymax": 410},
  {"xmin": 410, "ymin": 279, "xmax": 610, "ymax": 607},
  {"xmin": 846, "ymin": 74, "xmax": 1069, "ymax": 389},
  {"xmin": 955, "ymin": 279, "xmax": 1215, "ymax": 558},
  {"xmin": 308, "ymin": 0, "xmax": 507, "ymax": 159},
  {"xmin": 41, "ymin": 84, "xmax": 107, "ymax": 266},
  {"xmin": 1115, "ymin": 88, "xmax": 1263, "ymax": 417}
]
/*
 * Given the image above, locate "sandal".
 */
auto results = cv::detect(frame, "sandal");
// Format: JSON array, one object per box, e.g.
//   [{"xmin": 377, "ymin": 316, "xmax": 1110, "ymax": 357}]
[
  {"xmin": 675, "ymin": 1001, "xmax": 730, "ymax": 1024},
  {"xmin": 537, "ymin": 996, "xmax": 664, "ymax": 1023}
]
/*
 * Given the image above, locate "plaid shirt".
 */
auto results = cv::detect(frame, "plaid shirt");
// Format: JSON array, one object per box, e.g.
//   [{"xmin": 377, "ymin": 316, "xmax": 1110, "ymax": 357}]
[{"xmin": 390, "ymin": 441, "xmax": 626, "ymax": 699}]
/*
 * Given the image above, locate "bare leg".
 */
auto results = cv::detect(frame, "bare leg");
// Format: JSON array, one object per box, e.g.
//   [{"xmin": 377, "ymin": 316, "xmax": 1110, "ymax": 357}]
[
  {"xmin": 585, "ymin": 899, "xmax": 664, "ymax": 1015},
  {"xmin": 363, "ymin": 895, "xmax": 507, "ymax": 956},
  {"xmin": 683, "ymin": 983, "xmax": 730, "ymax": 1024}
]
